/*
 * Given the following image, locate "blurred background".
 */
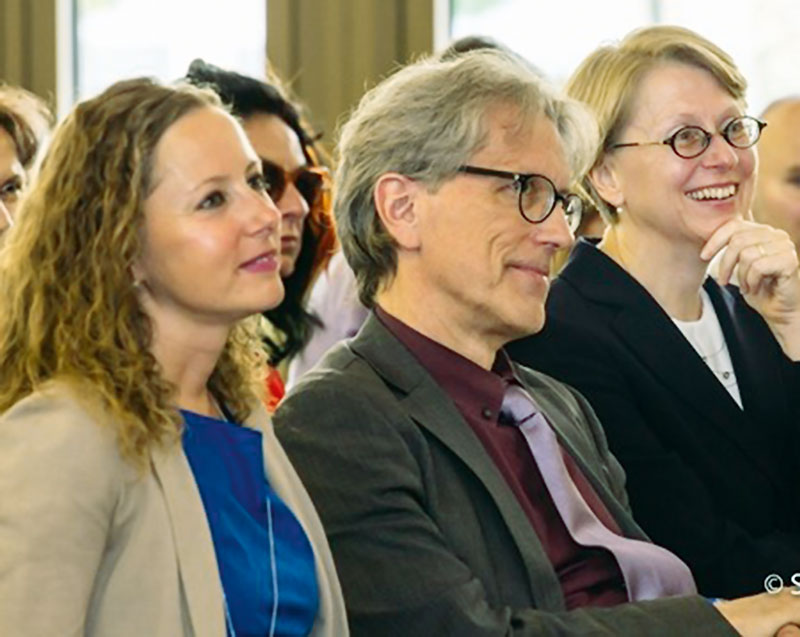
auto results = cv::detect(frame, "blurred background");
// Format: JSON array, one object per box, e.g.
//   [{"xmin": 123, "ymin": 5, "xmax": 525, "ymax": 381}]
[{"xmin": 2, "ymin": 0, "xmax": 798, "ymax": 152}]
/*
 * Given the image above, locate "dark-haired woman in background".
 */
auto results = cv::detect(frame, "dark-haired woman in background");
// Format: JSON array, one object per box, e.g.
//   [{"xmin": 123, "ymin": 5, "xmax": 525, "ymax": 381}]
[
  {"xmin": 0, "ymin": 84, "xmax": 52, "ymax": 235},
  {"xmin": 185, "ymin": 60, "xmax": 335, "ymax": 404}
]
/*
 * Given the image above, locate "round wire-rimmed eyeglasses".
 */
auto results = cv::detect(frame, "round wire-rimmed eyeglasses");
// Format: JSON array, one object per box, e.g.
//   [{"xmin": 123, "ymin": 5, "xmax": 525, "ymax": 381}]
[
  {"xmin": 456, "ymin": 165, "xmax": 583, "ymax": 231},
  {"xmin": 609, "ymin": 115, "xmax": 767, "ymax": 159}
]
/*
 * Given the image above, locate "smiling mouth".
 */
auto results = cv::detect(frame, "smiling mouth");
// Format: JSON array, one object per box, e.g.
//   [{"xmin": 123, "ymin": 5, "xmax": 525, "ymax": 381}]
[
  {"xmin": 686, "ymin": 184, "xmax": 737, "ymax": 201},
  {"xmin": 509, "ymin": 262, "xmax": 550, "ymax": 279},
  {"xmin": 240, "ymin": 251, "xmax": 278, "ymax": 270}
]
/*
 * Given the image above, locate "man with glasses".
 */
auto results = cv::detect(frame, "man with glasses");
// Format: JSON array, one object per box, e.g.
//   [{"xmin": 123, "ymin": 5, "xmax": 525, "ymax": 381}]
[{"xmin": 275, "ymin": 51, "xmax": 800, "ymax": 636}]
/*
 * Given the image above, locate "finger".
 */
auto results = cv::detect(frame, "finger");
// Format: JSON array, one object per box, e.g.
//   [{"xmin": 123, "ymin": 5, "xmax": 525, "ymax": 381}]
[
  {"xmin": 701, "ymin": 218, "xmax": 747, "ymax": 261},
  {"xmin": 739, "ymin": 250, "xmax": 774, "ymax": 296},
  {"xmin": 717, "ymin": 236, "xmax": 765, "ymax": 286},
  {"xmin": 716, "ymin": 246, "xmax": 738, "ymax": 287},
  {"xmin": 740, "ymin": 249, "xmax": 798, "ymax": 297},
  {"xmin": 775, "ymin": 625, "xmax": 800, "ymax": 637},
  {"xmin": 715, "ymin": 230, "xmax": 788, "ymax": 285}
]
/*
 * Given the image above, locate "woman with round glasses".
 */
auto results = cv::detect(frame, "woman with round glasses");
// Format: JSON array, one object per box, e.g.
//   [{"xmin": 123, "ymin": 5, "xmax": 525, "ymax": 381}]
[
  {"xmin": 508, "ymin": 25, "xmax": 800, "ymax": 599},
  {"xmin": 185, "ymin": 61, "xmax": 335, "ymax": 400}
]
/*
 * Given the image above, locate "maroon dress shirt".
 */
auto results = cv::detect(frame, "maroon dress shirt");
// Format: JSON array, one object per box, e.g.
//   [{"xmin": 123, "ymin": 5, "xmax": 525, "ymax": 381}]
[{"xmin": 376, "ymin": 307, "xmax": 628, "ymax": 609}]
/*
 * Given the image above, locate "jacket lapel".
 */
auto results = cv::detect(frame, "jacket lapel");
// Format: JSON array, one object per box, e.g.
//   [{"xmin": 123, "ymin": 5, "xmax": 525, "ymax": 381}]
[
  {"xmin": 150, "ymin": 445, "xmax": 225, "ymax": 637},
  {"xmin": 349, "ymin": 315, "xmax": 566, "ymax": 610},
  {"xmin": 610, "ymin": 304, "xmax": 747, "ymax": 438},
  {"xmin": 707, "ymin": 280, "xmax": 777, "ymax": 415},
  {"xmin": 244, "ymin": 406, "xmax": 348, "ymax": 637},
  {"xmin": 563, "ymin": 241, "xmax": 779, "ymax": 485},
  {"xmin": 705, "ymin": 281, "xmax": 785, "ymax": 485},
  {"xmin": 528, "ymin": 378, "xmax": 651, "ymax": 541}
]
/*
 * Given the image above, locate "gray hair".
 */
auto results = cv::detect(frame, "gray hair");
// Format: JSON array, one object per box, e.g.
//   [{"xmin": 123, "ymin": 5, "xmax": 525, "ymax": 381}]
[{"xmin": 334, "ymin": 50, "xmax": 597, "ymax": 307}]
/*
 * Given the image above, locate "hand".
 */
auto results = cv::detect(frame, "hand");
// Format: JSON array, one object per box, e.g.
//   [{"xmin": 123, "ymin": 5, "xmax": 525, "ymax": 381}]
[
  {"xmin": 702, "ymin": 218, "xmax": 800, "ymax": 360},
  {"xmin": 715, "ymin": 590, "xmax": 800, "ymax": 637}
]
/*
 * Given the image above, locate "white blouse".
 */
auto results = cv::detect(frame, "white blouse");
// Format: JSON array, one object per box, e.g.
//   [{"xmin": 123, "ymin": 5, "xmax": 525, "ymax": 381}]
[{"xmin": 672, "ymin": 288, "xmax": 742, "ymax": 408}]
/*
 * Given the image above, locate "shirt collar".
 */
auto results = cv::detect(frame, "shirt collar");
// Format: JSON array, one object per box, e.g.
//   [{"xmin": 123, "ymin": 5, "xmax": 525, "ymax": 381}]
[{"xmin": 375, "ymin": 306, "xmax": 523, "ymax": 423}]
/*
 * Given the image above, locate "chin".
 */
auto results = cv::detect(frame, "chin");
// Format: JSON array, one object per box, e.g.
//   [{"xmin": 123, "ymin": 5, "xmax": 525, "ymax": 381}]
[
  {"xmin": 279, "ymin": 257, "xmax": 296, "ymax": 278},
  {"xmin": 525, "ymin": 315, "xmax": 546, "ymax": 337},
  {"xmin": 696, "ymin": 217, "xmax": 737, "ymax": 244},
  {"xmin": 681, "ymin": 207, "xmax": 738, "ymax": 244},
  {"xmin": 252, "ymin": 280, "xmax": 286, "ymax": 315},
  {"xmin": 502, "ymin": 307, "xmax": 546, "ymax": 342}
]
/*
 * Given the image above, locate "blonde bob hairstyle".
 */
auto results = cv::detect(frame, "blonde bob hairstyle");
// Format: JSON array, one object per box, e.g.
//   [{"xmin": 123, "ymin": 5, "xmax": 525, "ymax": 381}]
[
  {"xmin": 335, "ymin": 49, "xmax": 597, "ymax": 307},
  {"xmin": 0, "ymin": 78, "xmax": 267, "ymax": 468},
  {"xmin": 567, "ymin": 25, "xmax": 747, "ymax": 223}
]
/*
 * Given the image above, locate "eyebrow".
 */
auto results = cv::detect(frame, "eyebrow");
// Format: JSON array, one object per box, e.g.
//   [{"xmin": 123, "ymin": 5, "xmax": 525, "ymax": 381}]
[
  {"xmin": 665, "ymin": 108, "xmax": 743, "ymax": 128},
  {"xmin": 189, "ymin": 159, "xmax": 262, "ymax": 193},
  {"xmin": 259, "ymin": 155, "xmax": 309, "ymax": 171},
  {"xmin": 0, "ymin": 163, "xmax": 24, "ymax": 179},
  {"xmin": 0, "ymin": 170, "xmax": 24, "ymax": 185}
]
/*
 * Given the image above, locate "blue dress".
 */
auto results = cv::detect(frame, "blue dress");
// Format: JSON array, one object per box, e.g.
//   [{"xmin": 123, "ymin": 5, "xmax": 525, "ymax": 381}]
[{"xmin": 182, "ymin": 409, "xmax": 319, "ymax": 637}]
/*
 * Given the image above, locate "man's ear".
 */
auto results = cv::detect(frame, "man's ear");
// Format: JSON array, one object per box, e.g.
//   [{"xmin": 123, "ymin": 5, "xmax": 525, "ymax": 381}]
[
  {"xmin": 589, "ymin": 156, "xmax": 625, "ymax": 209},
  {"xmin": 373, "ymin": 172, "xmax": 422, "ymax": 250}
]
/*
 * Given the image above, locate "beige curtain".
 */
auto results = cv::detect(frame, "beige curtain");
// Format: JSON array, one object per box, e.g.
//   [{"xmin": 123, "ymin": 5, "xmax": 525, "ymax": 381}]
[
  {"xmin": 0, "ymin": 0, "xmax": 441, "ymax": 127},
  {"xmin": 0, "ymin": 0, "xmax": 63, "ymax": 110},
  {"xmin": 268, "ymin": 0, "xmax": 440, "ymax": 153}
]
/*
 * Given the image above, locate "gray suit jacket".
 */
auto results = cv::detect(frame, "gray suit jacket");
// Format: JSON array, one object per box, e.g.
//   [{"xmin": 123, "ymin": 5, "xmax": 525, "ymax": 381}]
[{"xmin": 275, "ymin": 314, "xmax": 736, "ymax": 636}]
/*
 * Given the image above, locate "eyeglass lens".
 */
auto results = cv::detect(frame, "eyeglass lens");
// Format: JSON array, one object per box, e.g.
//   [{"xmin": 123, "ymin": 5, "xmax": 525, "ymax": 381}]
[
  {"xmin": 725, "ymin": 117, "xmax": 761, "ymax": 147},
  {"xmin": 520, "ymin": 175, "xmax": 555, "ymax": 221},
  {"xmin": 672, "ymin": 116, "xmax": 762, "ymax": 158},
  {"xmin": 261, "ymin": 159, "xmax": 324, "ymax": 206},
  {"xmin": 520, "ymin": 175, "xmax": 582, "ymax": 226}
]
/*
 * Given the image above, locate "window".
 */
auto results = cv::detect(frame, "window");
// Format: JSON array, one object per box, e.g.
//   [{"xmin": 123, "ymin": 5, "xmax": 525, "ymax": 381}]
[
  {"xmin": 73, "ymin": 0, "xmax": 266, "ymax": 102},
  {"xmin": 450, "ymin": 0, "xmax": 800, "ymax": 112}
]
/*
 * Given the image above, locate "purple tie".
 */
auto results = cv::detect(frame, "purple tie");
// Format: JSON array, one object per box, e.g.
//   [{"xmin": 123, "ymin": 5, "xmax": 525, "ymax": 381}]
[{"xmin": 501, "ymin": 382, "xmax": 696, "ymax": 601}]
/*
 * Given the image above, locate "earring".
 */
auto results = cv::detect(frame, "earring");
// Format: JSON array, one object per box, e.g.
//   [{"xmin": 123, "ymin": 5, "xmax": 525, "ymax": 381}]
[{"xmin": 615, "ymin": 205, "xmax": 623, "ymax": 216}]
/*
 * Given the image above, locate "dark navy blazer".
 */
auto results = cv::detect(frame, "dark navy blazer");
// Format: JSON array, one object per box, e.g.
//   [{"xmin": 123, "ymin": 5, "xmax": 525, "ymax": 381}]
[{"xmin": 508, "ymin": 239, "xmax": 800, "ymax": 598}]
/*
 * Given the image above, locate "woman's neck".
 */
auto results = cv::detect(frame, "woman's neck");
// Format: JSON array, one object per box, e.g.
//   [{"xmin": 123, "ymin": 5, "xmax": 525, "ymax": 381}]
[
  {"xmin": 598, "ymin": 222, "xmax": 708, "ymax": 321},
  {"xmin": 147, "ymin": 314, "xmax": 230, "ymax": 417}
]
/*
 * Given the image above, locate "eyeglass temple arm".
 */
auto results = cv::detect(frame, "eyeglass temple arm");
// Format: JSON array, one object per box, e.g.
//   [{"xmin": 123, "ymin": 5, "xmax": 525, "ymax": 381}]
[{"xmin": 609, "ymin": 140, "xmax": 669, "ymax": 149}]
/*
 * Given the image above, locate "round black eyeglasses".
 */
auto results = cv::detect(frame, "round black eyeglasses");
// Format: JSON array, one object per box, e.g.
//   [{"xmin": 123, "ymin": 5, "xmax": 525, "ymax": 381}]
[
  {"xmin": 456, "ymin": 165, "xmax": 583, "ymax": 230},
  {"xmin": 609, "ymin": 115, "xmax": 767, "ymax": 159}
]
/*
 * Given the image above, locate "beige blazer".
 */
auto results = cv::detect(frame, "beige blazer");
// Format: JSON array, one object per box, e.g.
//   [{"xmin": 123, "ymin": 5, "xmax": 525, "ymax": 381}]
[{"xmin": 0, "ymin": 381, "xmax": 348, "ymax": 637}]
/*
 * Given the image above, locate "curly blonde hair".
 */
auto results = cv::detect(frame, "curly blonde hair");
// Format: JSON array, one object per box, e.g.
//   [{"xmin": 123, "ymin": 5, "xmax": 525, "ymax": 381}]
[{"xmin": 0, "ymin": 78, "xmax": 267, "ymax": 468}]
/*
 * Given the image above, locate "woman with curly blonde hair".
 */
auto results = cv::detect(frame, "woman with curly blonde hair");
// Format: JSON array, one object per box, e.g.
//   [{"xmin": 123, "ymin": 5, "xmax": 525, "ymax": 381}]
[
  {"xmin": 0, "ymin": 78, "xmax": 346, "ymax": 636},
  {"xmin": 184, "ymin": 60, "xmax": 338, "ymax": 404}
]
